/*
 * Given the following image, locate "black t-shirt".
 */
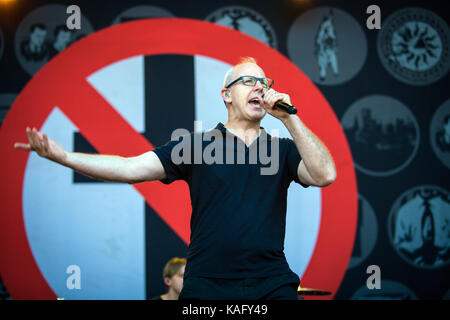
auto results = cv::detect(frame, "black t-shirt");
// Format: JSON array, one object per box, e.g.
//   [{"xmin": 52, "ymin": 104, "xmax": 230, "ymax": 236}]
[{"xmin": 153, "ymin": 123, "xmax": 307, "ymax": 279}]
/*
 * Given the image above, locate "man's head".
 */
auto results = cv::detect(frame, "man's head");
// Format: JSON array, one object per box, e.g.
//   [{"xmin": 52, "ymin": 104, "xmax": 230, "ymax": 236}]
[
  {"xmin": 221, "ymin": 57, "xmax": 273, "ymax": 122},
  {"xmin": 29, "ymin": 23, "xmax": 47, "ymax": 47},
  {"xmin": 53, "ymin": 25, "xmax": 72, "ymax": 49},
  {"xmin": 162, "ymin": 257, "xmax": 186, "ymax": 296}
]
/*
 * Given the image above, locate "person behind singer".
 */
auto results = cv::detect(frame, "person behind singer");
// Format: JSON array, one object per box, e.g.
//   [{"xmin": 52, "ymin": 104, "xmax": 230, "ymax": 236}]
[
  {"xmin": 15, "ymin": 57, "xmax": 336, "ymax": 300},
  {"xmin": 151, "ymin": 257, "xmax": 186, "ymax": 300}
]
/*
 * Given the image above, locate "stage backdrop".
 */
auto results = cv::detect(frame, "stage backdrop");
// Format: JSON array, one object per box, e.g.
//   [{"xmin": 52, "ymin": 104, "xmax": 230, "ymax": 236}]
[{"xmin": 0, "ymin": 0, "xmax": 448, "ymax": 300}]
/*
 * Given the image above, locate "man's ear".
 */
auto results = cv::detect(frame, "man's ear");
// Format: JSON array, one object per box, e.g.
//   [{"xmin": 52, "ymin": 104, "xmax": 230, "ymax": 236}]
[
  {"xmin": 221, "ymin": 88, "xmax": 232, "ymax": 104},
  {"xmin": 164, "ymin": 277, "xmax": 171, "ymax": 287}
]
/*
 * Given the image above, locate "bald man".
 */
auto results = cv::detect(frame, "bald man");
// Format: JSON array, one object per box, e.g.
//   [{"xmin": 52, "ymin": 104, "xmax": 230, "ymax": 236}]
[{"xmin": 15, "ymin": 57, "xmax": 336, "ymax": 300}]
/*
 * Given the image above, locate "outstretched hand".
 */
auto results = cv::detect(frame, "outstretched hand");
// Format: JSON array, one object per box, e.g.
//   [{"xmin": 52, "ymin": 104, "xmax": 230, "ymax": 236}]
[{"xmin": 14, "ymin": 127, "xmax": 67, "ymax": 163}]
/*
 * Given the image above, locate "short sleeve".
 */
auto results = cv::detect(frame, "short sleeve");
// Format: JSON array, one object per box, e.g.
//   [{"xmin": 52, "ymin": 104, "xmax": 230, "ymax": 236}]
[
  {"xmin": 286, "ymin": 138, "xmax": 309, "ymax": 188},
  {"xmin": 153, "ymin": 134, "xmax": 192, "ymax": 184}
]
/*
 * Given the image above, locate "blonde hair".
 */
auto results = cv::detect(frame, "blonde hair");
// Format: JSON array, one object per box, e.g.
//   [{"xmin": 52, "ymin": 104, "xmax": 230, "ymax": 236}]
[
  {"xmin": 223, "ymin": 56, "xmax": 259, "ymax": 88},
  {"xmin": 162, "ymin": 257, "xmax": 186, "ymax": 279}
]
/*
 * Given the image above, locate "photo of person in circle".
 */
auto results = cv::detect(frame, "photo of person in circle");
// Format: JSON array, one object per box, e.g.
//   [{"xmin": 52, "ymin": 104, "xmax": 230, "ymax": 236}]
[
  {"xmin": 48, "ymin": 25, "xmax": 74, "ymax": 60},
  {"xmin": 20, "ymin": 23, "xmax": 49, "ymax": 62}
]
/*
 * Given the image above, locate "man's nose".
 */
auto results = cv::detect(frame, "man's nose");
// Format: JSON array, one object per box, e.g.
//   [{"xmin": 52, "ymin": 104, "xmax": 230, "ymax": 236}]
[{"xmin": 254, "ymin": 81, "xmax": 264, "ymax": 91}]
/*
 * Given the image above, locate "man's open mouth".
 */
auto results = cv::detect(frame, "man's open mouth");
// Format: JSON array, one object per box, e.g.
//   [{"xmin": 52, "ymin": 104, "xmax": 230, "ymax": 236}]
[{"xmin": 248, "ymin": 97, "xmax": 261, "ymax": 106}]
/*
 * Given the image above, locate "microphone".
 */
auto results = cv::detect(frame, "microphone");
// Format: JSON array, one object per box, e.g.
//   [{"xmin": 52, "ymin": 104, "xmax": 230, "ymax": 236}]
[
  {"xmin": 274, "ymin": 101, "xmax": 297, "ymax": 114},
  {"xmin": 261, "ymin": 94, "xmax": 297, "ymax": 114}
]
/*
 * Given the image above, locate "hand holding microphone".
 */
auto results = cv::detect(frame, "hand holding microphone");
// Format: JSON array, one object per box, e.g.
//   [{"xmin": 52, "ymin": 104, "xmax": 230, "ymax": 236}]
[{"xmin": 261, "ymin": 90, "xmax": 297, "ymax": 115}]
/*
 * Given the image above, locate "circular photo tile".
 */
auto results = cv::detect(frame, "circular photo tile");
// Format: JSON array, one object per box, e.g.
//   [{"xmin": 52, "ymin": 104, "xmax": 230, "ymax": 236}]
[
  {"xmin": 287, "ymin": 6, "xmax": 367, "ymax": 85},
  {"xmin": 388, "ymin": 185, "xmax": 449, "ymax": 269},
  {"xmin": 14, "ymin": 4, "xmax": 95, "ymax": 76},
  {"xmin": 341, "ymin": 95, "xmax": 420, "ymax": 176},
  {"xmin": 351, "ymin": 280, "xmax": 418, "ymax": 300},
  {"xmin": 205, "ymin": 6, "xmax": 278, "ymax": 49},
  {"xmin": 378, "ymin": 7, "xmax": 450, "ymax": 86},
  {"xmin": 111, "ymin": 5, "xmax": 174, "ymax": 25}
]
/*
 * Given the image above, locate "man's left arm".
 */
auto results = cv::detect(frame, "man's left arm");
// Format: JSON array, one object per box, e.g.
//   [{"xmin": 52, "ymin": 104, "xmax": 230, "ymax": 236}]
[{"xmin": 261, "ymin": 89, "xmax": 336, "ymax": 187}]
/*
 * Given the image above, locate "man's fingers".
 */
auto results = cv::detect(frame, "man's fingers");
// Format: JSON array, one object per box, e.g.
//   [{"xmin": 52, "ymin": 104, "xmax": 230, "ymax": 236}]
[
  {"xmin": 25, "ymin": 127, "xmax": 35, "ymax": 148},
  {"xmin": 263, "ymin": 89, "xmax": 279, "ymax": 108},
  {"xmin": 25, "ymin": 127, "xmax": 43, "ymax": 152},
  {"xmin": 37, "ymin": 131, "xmax": 44, "ymax": 141},
  {"xmin": 263, "ymin": 90, "xmax": 290, "ymax": 110},
  {"xmin": 14, "ymin": 143, "xmax": 32, "ymax": 151},
  {"xmin": 31, "ymin": 128, "xmax": 42, "ymax": 151},
  {"xmin": 38, "ymin": 130, "xmax": 48, "ymax": 152},
  {"xmin": 19, "ymin": 127, "xmax": 49, "ymax": 153}
]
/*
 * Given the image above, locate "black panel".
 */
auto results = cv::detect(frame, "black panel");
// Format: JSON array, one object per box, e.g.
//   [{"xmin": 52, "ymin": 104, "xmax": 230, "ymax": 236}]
[
  {"xmin": 143, "ymin": 54, "xmax": 194, "ymax": 299},
  {"xmin": 73, "ymin": 132, "xmax": 101, "ymax": 183},
  {"xmin": 144, "ymin": 54, "xmax": 195, "ymax": 147}
]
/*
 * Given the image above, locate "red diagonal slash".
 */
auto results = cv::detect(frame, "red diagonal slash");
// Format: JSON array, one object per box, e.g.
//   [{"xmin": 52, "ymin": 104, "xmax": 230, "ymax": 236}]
[{"xmin": 55, "ymin": 80, "xmax": 192, "ymax": 245}]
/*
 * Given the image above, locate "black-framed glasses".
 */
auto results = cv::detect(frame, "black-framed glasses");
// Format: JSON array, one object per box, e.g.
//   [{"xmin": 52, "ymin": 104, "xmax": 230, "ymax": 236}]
[{"xmin": 225, "ymin": 75, "xmax": 274, "ymax": 90}]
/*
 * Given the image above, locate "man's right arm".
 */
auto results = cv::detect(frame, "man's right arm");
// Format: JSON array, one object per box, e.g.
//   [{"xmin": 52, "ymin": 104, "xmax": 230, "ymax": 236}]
[
  {"xmin": 63, "ymin": 151, "xmax": 167, "ymax": 184},
  {"xmin": 14, "ymin": 127, "xmax": 167, "ymax": 184}
]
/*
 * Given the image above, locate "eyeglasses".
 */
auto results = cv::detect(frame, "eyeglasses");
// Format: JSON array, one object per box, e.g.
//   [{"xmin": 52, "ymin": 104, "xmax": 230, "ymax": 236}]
[{"xmin": 225, "ymin": 75, "xmax": 274, "ymax": 90}]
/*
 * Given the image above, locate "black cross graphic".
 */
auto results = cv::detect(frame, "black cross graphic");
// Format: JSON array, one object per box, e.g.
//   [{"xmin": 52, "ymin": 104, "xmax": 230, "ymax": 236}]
[{"xmin": 73, "ymin": 55, "xmax": 194, "ymax": 299}]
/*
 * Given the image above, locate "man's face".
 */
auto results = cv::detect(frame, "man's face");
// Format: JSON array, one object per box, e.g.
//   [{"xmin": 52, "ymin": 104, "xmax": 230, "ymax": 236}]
[
  {"xmin": 228, "ymin": 63, "xmax": 267, "ymax": 121},
  {"xmin": 56, "ymin": 30, "xmax": 72, "ymax": 48},
  {"xmin": 30, "ymin": 28, "xmax": 47, "ymax": 47}
]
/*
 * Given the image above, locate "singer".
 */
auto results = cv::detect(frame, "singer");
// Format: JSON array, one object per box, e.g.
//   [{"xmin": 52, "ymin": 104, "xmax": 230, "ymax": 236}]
[{"xmin": 14, "ymin": 56, "xmax": 336, "ymax": 300}]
